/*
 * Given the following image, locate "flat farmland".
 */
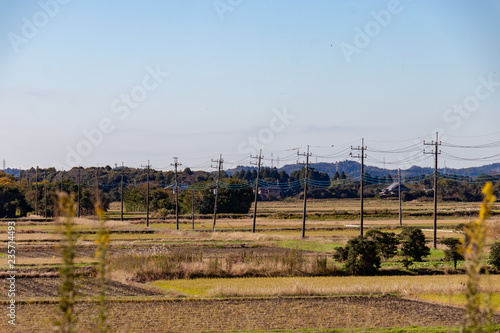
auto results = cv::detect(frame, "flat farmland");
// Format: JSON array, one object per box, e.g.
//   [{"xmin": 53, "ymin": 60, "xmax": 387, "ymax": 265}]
[
  {"xmin": 2, "ymin": 197, "xmax": 500, "ymax": 332},
  {"xmin": 4, "ymin": 296, "xmax": 498, "ymax": 333}
]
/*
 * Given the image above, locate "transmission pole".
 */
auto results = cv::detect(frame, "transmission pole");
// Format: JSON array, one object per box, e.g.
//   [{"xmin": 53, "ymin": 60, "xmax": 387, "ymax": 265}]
[
  {"xmin": 35, "ymin": 166, "xmax": 39, "ymax": 216},
  {"xmin": 297, "ymin": 145, "xmax": 312, "ymax": 238},
  {"xmin": 77, "ymin": 167, "xmax": 81, "ymax": 218},
  {"xmin": 171, "ymin": 157, "xmax": 182, "ymax": 230},
  {"xmin": 120, "ymin": 162, "xmax": 124, "ymax": 221},
  {"xmin": 95, "ymin": 166, "xmax": 100, "ymax": 206},
  {"xmin": 60, "ymin": 169, "xmax": 64, "ymax": 192},
  {"xmin": 351, "ymin": 138, "xmax": 367, "ymax": 237},
  {"xmin": 44, "ymin": 182, "xmax": 47, "ymax": 218},
  {"xmin": 141, "ymin": 161, "xmax": 151, "ymax": 227},
  {"xmin": 250, "ymin": 149, "xmax": 263, "ymax": 233},
  {"xmin": 211, "ymin": 154, "xmax": 223, "ymax": 232},
  {"xmin": 424, "ymin": 132, "xmax": 441, "ymax": 248},
  {"xmin": 191, "ymin": 190, "xmax": 195, "ymax": 230},
  {"xmin": 398, "ymin": 168, "xmax": 402, "ymax": 226}
]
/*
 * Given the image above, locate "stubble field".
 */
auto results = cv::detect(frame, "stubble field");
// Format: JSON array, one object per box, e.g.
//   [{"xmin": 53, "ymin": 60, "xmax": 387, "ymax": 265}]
[{"xmin": 1, "ymin": 198, "xmax": 500, "ymax": 332}]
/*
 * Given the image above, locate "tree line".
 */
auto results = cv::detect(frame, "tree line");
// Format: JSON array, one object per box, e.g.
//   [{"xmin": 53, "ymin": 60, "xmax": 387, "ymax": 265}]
[{"xmin": 1, "ymin": 164, "xmax": 498, "ymax": 218}]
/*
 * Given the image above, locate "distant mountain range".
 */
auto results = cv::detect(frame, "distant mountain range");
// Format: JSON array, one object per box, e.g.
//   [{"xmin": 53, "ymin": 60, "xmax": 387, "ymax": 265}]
[
  {"xmin": 3, "ymin": 162, "xmax": 500, "ymax": 180},
  {"xmin": 227, "ymin": 161, "xmax": 500, "ymax": 178}
]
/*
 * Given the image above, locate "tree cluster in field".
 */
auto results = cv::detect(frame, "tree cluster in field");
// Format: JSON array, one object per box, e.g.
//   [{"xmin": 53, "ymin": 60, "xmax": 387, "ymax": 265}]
[
  {"xmin": 334, "ymin": 227, "xmax": 500, "ymax": 275},
  {"xmin": 333, "ymin": 227, "xmax": 431, "ymax": 275}
]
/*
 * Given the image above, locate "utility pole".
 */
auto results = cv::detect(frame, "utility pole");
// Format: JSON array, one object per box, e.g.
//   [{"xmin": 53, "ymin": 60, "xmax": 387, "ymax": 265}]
[
  {"xmin": 35, "ymin": 166, "xmax": 39, "ymax": 216},
  {"xmin": 424, "ymin": 132, "xmax": 441, "ymax": 249},
  {"xmin": 250, "ymin": 149, "xmax": 263, "ymax": 233},
  {"xmin": 297, "ymin": 145, "xmax": 312, "ymax": 238},
  {"xmin": 60, "ymin": 169, "xmax": 64, "ymax": 192},
  {"xmin": 44, "ymin": 182, "xmax": 47, "ymax": 218},
  {"xmin": 77, "ymin": 167, "xmax": 81, "ymax": 218},
  {"xmin": 211, "ymin": 154, "xmax": 223, "ymax": 232},
  {"xmin": 95, "ymin": 166, "xmax": 100, "ymax": 204},
  {"xmin": 120, "ymin": 162, "xmax": 124, "ymax": 221},
  {"xmin": 171, "ymin": 157, "xmax": 182, "ymax": 230},
  {"xmin": 141, "ymin": 161, "xmax": 151, "ymax": 227},
  {"xmin": 351, "ymin": 139, "xmax": 367, "ymax": 237},
  {"xmin": 191, "ymin": 190, "xmax": 195, "ymax": 230},
  {"xmin": 398, "ymin": 168, "xmax": 402, "ymax": 226}
]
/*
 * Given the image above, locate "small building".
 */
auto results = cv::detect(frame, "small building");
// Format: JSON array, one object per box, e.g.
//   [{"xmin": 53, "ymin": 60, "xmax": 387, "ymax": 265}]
[
  {"xmin": 379, "ymin": 183, "xmax": 410, "ymax": 196},
  {"xmin": 258, "ymin": 187, "xmax": 281, "ymax": 200}
]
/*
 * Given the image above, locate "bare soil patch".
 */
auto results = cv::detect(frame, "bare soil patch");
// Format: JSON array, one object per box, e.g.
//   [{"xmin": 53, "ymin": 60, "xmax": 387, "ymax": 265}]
[
  {"xmin": 4, "ymin": 296, "xmax": 499, "ymax": 333},
  {"xmin": 0, "ymin": 277, "xmax": 161, "ymax": 299}
]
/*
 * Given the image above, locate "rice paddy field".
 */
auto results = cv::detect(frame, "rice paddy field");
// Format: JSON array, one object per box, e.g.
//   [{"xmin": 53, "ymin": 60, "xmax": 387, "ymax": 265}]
[{"xmin": 1, "ymin": 198, "xmax": 500, "ymax": 332}]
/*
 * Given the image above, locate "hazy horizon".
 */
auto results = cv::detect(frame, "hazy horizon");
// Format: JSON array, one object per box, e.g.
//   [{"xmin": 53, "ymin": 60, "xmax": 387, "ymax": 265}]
[{"xmin": 1, "ymin": 0, "xmax": 499, "ymax": 172}]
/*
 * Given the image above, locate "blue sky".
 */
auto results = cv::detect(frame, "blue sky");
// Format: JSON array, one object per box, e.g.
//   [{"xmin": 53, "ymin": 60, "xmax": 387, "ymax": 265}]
[{"xmin": 1, "ymin": 0, "xmax": 500, "ymax": 171}]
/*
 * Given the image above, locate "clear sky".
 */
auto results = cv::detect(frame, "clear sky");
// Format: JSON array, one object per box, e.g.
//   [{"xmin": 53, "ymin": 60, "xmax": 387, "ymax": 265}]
[{"xmin": 1, "ymin": 0, "xmax": 500, "ymax": 172}]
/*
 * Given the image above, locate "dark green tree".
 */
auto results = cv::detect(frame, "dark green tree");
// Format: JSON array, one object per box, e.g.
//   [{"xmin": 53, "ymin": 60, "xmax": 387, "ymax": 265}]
[
  {"xmin": 198, "ymin": 179, "xmax": 253, "ymax": 214},
  {"xmin": 441, "ymin": 237, "xmax": 463, "ymax": 270},
  {"xmin": 365, "ymin": 229, "xmax": 399, "ymax": 260},
  {"xmin": 344, "ymin": 236, "xmax": 381, "ymax": 275},
  {"xmin": 0, "ymin": 186, "xmax": 29, "ymax": 218},
  {"xmin": 489, "ymin": 241, "xmax": 500, "ymax": 271},
  {"xmin": 399, "ymin": 227, "xmax": 430, "ymax": 262}
]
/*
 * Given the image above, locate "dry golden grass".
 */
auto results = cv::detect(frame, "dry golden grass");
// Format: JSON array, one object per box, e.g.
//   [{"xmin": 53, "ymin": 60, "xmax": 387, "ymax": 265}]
[
  {"xmin": 151, "ymin": 275, "xmax": 500, "ymax": 300},
  {"xmin": 15, "ymin": 257, "xmax": 95, "ymax": 265}
]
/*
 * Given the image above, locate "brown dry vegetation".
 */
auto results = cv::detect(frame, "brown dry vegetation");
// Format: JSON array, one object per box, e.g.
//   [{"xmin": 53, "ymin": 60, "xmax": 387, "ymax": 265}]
[
  {"xmin": 2, "ymin": 198, "xmax": 500, "ymax": 332},
  {"xmin": 4, "ymin": 296, "xmax": 499, "ymax": 333}
]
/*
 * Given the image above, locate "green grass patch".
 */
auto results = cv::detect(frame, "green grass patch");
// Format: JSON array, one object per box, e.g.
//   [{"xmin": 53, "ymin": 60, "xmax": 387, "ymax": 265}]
[{"xmin": 275, "ymin": 240, "xmax": 341, "ymax": 253}]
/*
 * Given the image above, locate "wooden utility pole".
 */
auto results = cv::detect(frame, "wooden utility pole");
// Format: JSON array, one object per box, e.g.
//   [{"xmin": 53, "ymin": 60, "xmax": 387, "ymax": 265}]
[
  {"xmin": 60, "ymin": 170, "xmax": 64, "ymax": 192},
  {"xmin": 191, "ymin": 190, "xmax": 195, "ymax": 230},
  {"xmin": 211, "ymin": 154, "xmax": 223, "ymax": 232},
  {"xmin": 95, "ymin": 167, "xmax": 100, "ymax": 200},
  {"xmin": 424, "ymin": 132, "xmax": 441, "ymax": 248},
  {"xmin": 351, "ymin": 139, "xmax": 367, "ymax": 237},
  {"xmin": 297, "ymin": 145, "xmax": 312, "ymax": 238},
  {"xmin": 250, "ymin": 149, "xmax": 263, "ymax": 233},
  {"xmin": 77, "ymin": 167, "xmax": 81, "ymax": 218},
  {"xmin": 171, "ymin": 157, "xmax": 182, "ymax": 230},
  {"xmin": 398, "ymin": 168, "xmax": 402, "ymax": 226},
  {"xmin": 120, "ymin": 162, "xmax": 124, "ymax": 221},
  {"xmin": 141, "ymin": 161, "xmax": 151, "ymax": 227},
  {"xmin": 44, "ymin": 182, "xmax": 47, "ymax": 218},
  {"xmin": 35, "ymin": 166, "xmax": 39, "ymax": 216}
]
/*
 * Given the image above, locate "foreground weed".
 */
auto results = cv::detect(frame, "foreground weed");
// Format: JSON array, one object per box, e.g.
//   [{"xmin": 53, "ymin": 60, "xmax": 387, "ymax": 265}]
[
  {"xmin": 54, "ymin": 192, "xmax": 79, "ymax": 333},
  {"xmin": 94, "ymin": 202, "xmax": 110, "ymax": 333},
  {"xmin": 459, "ymin": 182, "xmax": 496, "ymax": 332}
]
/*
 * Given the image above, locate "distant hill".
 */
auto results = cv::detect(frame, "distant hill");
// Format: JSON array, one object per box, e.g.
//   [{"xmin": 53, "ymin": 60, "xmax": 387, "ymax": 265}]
[{"xmin": 227, "ymin": 161, "xmax": 500, "ymax": 179}]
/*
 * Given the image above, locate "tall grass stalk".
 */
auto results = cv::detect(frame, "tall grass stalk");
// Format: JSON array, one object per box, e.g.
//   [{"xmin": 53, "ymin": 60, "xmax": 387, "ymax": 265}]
[
  {"xmin": 460, "ymin": 182, "xmax": 496, "ymax": 332},
  {"xmin": 94, "ymin": 203, "xmax": 110, "ymax": 333},
  {"xmin": 55, "ymin": 192, "xmax": 79, "ymax": 333}
]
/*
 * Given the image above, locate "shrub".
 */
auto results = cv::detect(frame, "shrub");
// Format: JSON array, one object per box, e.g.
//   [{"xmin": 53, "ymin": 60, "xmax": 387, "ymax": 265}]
[
  {"xmin": 489, "ymin": 241, "xmax": 500, "ymax": 271},
  {"xmin": 399, "ymin": 227, "xmax": 430, "ymax": 262},
  {"xmin": 333, "ymin": 246, "xmax": 348, "ymax": 262},
  {"xmin": 344, "ymin": 236, "xmax": 381, "ymax": 276}
]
